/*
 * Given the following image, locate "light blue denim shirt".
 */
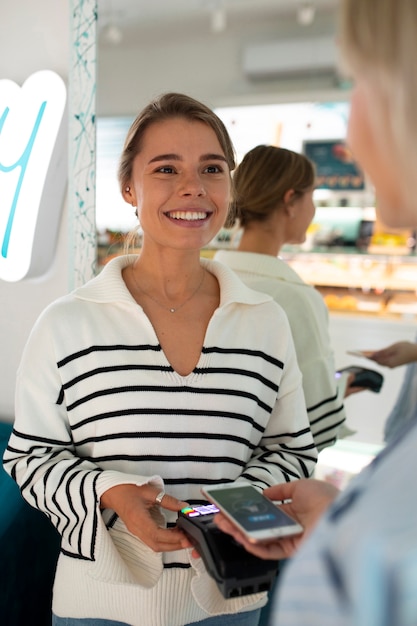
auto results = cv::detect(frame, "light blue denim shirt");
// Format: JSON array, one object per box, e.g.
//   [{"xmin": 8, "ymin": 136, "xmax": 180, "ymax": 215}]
[{"xmin": 270, "ymin": 417, "xmax": 417, "ymax": 626}]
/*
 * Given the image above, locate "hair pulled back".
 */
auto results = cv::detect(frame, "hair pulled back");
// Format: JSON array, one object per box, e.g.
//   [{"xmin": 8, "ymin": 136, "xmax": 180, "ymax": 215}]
[
  {"xmin": 118, "ymin": 92, "xmax": 236, "ymax": 194},
  {"xmin": 226, "ymin": 145, "xmax": 315, "ymax": 229}
]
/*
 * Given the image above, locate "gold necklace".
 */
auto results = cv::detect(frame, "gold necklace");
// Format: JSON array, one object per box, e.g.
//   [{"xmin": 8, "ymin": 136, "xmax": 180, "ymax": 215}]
[{"xmin": 130, "ymin": 265, "xmax": 205, "ymax": 313}]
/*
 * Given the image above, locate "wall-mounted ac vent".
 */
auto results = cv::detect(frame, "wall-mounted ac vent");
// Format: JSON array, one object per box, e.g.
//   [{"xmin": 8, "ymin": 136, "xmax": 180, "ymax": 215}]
[{"xmin": 242, "ymin": 35, "xmax": 338, "ymax": 80}]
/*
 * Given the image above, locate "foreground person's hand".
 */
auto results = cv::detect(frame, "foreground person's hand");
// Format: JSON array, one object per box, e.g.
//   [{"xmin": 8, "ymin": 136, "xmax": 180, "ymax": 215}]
[
  {"xmin": 368, "ymin": 341, "xmax": 417, "ymax": 368},
  {"xmin": 214, "ymin": 479, "xmax": 340, "ymax": 561},
  {"xmin": 101, "ymin": 483, "xmax": 192, "ymax": 552}
]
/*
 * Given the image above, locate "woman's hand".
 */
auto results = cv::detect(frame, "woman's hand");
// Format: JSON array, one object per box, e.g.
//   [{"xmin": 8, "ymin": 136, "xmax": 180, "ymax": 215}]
[
  {"xmin": 213, "ymin": 479, "xmax": 339, "ymax": 561},
  {"xmin": 344, "ymin": 371, "xmax": 367, "ymax": 397},
  {"xmin": 100, "ymin": 483, "xmax": 192, "ymax": 552},
  {"xmin": 367, "ymin": 341, "xmax": 417, "ymax": 368}
]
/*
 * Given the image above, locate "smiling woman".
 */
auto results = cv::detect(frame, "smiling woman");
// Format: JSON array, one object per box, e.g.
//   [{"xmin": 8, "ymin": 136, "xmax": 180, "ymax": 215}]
[
  {"xmin": 122, "ymin": 117, "xmax": 231, "ymax": 264},
  {"xmin": 3, "ymin": 92, "xmax": 317, "ymax": 626}
]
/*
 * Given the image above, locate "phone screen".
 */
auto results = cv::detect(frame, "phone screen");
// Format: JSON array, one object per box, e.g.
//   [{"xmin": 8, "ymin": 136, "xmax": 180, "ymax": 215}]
[
  {"xmin": 181, "ymin": 503, "xmax": 220, "ymax": 518},
  {"xmin": 205, "ymin": 485, "xmax": 299, "ymax": 534}
]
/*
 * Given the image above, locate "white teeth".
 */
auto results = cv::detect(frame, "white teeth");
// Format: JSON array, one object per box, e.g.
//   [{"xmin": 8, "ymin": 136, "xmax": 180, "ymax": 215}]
[{"xmin": 167, "ymin": 211, "xmax": 208, "ymax": 220}]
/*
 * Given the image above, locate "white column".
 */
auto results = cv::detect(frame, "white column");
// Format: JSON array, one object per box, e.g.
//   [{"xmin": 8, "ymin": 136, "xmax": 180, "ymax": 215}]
[{"xmin": 68, "ymin": 0, "xmax": 98, "ymax": 289}]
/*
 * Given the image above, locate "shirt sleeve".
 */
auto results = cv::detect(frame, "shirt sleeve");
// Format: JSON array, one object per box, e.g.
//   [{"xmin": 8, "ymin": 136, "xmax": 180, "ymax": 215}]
[
  {"xmin": 237, "ymin": 314, "xmax": 318, "ymax": 489},
  {"xmin": 285, "ymin": 287, "xmax": 346, "ymax": 451},
  {"xmin": 302, "ymin": 356, "xmax": 346, "ymax": 451},
  {"xmin": 2, "ymin": 314, "xmax": 163, "ymax": 561}
]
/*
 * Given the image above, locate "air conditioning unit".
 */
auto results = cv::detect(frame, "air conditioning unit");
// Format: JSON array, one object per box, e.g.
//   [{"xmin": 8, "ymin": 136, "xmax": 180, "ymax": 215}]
[{"xmin": 242, "ymin": 35, "xmax": 338, "ymax": 80}]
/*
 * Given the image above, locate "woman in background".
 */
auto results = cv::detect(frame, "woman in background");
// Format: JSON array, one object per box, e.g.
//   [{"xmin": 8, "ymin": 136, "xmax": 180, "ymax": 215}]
[{"xmin": 215, "ymin": 145, "xmax": 351, "ymax": 452}]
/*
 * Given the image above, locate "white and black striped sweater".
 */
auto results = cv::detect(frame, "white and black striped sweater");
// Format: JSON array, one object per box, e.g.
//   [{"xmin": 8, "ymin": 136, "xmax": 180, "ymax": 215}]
[{"xmin": 4, "ymin": 256, "xmax": 317, "ymax": 625}]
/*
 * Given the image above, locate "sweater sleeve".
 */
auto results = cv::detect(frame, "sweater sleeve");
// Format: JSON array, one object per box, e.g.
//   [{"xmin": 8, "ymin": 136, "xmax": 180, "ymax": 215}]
[
  {"xmin": 302, "ymin": 356, "xmax": 346, "ymax": 451},
  {"xmin": 2, "ymin": 315, "xmax": 163, "ymax": 561},
  {"xmin": 288, "ymin": 291, "xmax": 347, "ymax": 452},
  {"xmin": 237, "ymin": 318, "xmax": 318, "ymax": 490}
]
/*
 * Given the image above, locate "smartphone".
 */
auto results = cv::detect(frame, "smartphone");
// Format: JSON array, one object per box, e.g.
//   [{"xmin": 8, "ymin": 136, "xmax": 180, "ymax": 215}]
[
  {"xmin": 346, "ymin": 350, "xmax": 374, "ymax": 359},
  {"xmin": 201, "ymin": 483, "xmax": 303, "ymax": 544}
]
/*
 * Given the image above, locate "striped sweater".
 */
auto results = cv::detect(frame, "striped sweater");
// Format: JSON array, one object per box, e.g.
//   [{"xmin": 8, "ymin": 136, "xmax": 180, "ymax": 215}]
[
  {"xmin": 214, "ymin": 250, "xmax": 347, "ymax": 451},
  {"xmin": 3, "ymin": 255, "xmax": 317, "ymax": 626}
]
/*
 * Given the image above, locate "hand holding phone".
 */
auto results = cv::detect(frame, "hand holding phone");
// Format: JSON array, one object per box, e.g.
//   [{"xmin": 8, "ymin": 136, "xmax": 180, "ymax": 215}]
[{"xmin": 201, "ymin": 483, "xmax": 303, "ymax": 544}]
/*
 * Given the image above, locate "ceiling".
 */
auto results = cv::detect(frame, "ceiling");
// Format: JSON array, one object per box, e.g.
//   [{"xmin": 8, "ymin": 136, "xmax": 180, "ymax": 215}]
[
  {"xmin": 0, "ymin": 1, "xmax": 341, "ymax": 87},
  {"xmin": 98, "ymin": 0, "xmax": 340, "ymax": 46}
]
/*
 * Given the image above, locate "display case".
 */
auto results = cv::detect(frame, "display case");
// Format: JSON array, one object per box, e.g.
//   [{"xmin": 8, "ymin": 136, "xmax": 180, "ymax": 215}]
[
  {"xmin": 281, "ymin": 249, "xmax": 417, "ymax": 318},
  {"xmin": 202, "ymin": 201, "xmax": 417, "ymax": 320},
  {"xmin": 98, "ymin": 238, "xmax": 417, "ymax": 319},
  {"xmin": 97, "ymin": 198, "xmax": 417, "ymax": 321}
]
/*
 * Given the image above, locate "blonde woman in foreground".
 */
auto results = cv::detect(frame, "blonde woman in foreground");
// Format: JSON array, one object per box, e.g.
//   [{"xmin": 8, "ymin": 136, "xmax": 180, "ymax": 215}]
[{"xmin": 215, "ymin": 0, "xmax": 417, "ymax": 624}]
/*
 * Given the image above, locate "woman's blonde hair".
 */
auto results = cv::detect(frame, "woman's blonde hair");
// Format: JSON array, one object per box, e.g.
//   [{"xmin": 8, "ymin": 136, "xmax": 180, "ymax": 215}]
[
  {"xmin": 226, "ymin": 145, "xmax": 315, "ymax": 229},
  {"xmin": 338, "ymin": 0, "xmax": 417, "ymax": 211}
]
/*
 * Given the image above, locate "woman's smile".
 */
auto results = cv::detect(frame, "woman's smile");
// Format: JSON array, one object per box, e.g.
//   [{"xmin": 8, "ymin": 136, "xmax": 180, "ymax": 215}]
[
  {"xmin": 128, "ymin": 117, "xmax": 231, "ymax": 250},
  {"xmin": 165, "ymin": 210, "xmax": 210, "ymax": 221}
]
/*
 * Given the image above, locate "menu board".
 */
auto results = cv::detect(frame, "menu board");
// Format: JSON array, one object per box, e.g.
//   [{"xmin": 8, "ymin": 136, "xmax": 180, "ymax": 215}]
[{"xmin": 303, "ymin": 139, "xmax": 365, "ymax": 191}]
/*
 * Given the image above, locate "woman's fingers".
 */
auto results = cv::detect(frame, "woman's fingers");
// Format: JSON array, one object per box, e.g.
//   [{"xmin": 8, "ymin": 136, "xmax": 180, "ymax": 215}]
[{"xmin": 156, "ymin": 491, "xmax": 190, "ymax": 512}]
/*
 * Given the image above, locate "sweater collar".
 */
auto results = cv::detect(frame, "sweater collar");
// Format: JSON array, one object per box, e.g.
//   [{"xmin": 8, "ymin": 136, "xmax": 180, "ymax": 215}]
[
  {"xmin": 214, "ymin": 249, "xmax": 305, "ymax": 285},
  {"xmin": 73, "ymin": 254, "xmax": 272, "ymax": 308}
]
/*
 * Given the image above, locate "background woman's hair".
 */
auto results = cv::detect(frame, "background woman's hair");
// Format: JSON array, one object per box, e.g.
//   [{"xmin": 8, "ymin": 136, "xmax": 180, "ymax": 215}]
[
  {"xmin": 338, "ymin": 0, "xmax": 417, "ymax": 214},
  {"xmin": 225, "ymin": 145, "xmax": 315, "ymax": 229}
]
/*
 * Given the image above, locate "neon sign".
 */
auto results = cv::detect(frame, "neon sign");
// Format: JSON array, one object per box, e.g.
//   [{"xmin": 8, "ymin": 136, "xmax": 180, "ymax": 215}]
[{"xmin": 0, "ymin": 70, "xmax": 67, "ymax": 282}]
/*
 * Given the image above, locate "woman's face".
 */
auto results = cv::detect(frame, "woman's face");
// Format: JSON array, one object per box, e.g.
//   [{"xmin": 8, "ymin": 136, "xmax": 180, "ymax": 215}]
[
  {"xmin": 347, "ymin": 79, "xmax": 412, "ymax": 228},
  {"xmin": 287, "ymin": 189, "xmax": 316, "ymax": 244},
  {"xmin": 126, "ymin": 117, "xmax": 231, "ymax": 252}
]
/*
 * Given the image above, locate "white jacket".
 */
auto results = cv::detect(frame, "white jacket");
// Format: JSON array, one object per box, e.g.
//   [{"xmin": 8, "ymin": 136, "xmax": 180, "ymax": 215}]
[{"xmin": 215, "ymin": 250, "xmax": 346, "ymax": 451}]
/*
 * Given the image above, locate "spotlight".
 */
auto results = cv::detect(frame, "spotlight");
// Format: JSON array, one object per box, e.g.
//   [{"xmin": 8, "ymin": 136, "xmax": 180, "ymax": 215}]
[
  {"xmin": 297, "ymin": 2, "xmax": 316, "ymax": 26},
  {"xmin": 211, "ymin": 6, "xmax": 227, "ymax": 33},
  {"xmin": 102, "ymin": 23, "xmax": 123, "ymax": 45}
]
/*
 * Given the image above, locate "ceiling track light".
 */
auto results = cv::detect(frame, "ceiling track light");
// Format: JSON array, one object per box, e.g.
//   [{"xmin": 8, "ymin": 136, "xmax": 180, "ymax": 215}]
[
  {"xmin": 102, "ymin": 22, "xmax": 123, "ymax": 45},
  {"xmin": 297, "ymin": 2, "xmax": 316, "ymax": 26},
  {"xmin": 210, "ymin": 4, "xmax": 227, "ymax": 34}
]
